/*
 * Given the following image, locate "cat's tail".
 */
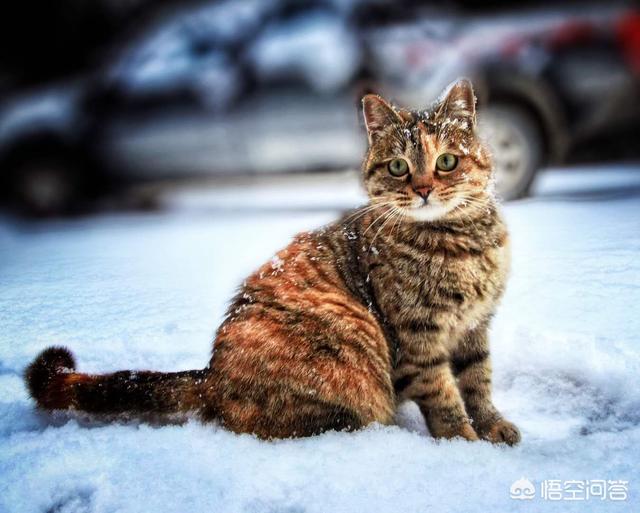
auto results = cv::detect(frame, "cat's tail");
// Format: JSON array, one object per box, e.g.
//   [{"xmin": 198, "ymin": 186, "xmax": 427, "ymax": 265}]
[{"xmin": 25, "ymin": 347, "xmax": 207, "ymax": 418}]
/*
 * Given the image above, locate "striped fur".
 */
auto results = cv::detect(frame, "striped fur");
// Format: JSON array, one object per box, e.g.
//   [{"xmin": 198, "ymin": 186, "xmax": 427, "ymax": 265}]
[{"xmin": 25, "ymin": 80, "xmax": 520, "ymax": 444}]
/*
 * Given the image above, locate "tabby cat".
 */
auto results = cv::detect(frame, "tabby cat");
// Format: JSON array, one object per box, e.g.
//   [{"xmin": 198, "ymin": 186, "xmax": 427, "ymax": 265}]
[{"xmin": 26, "ymin": 79, "xmax": 520, "ymax": 445}]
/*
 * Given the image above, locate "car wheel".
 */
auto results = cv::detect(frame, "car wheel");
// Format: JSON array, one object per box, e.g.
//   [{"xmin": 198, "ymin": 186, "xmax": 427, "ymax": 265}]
[
  {"xmin": 9, "ymin": 158, "xmax": 80, "ymax": 216},
  {"xmin": 477, "ymin": 103, "xmax": 544, "ymax": 201}
]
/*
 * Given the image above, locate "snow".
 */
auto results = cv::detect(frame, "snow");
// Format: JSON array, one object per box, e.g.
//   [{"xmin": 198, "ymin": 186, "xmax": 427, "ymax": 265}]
[{"xmin": 1, "ymin": 166, "xmax": 639, "ymax": 512}]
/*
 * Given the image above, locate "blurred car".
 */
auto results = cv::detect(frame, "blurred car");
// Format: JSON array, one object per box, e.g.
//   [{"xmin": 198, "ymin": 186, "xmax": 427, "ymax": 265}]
[
  {"xmin": 0, "ymin": 0, "xmax": 638, "ymax": 215},
  {"xmin": 359, "ymin": 1, "xmax": 640, "ymax": 200}
]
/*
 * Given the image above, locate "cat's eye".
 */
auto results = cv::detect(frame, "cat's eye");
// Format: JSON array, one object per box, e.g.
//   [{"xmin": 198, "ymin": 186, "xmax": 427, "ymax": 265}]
[
  {"xmin": 388, "ymin": 158, "xmax": 409, "ymax": 177},
  {"xmin": 436, "ymin": 153, "xmax": 458, "ymax": 173}
]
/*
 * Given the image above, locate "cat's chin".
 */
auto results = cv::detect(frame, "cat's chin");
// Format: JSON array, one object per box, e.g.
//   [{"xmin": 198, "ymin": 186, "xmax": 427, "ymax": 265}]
[{"xmin": 404, "ymin": 203, "xmax": 452, "ymax": 223}]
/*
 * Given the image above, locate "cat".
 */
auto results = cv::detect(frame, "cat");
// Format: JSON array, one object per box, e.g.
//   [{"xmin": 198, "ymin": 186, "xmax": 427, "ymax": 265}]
[{"xmin": 25, "ymin": 79, "xmax": 520, "ymax": 445}]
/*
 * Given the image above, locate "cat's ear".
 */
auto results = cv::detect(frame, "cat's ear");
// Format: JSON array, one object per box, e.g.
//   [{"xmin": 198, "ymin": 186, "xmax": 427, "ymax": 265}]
[
  {"xmin": 437, "ymin": 79, "xmax": 476, "ymax": 128},
  {"xmin": 362, "ymin": 94, "xmax": 402, "ymax": 143}
]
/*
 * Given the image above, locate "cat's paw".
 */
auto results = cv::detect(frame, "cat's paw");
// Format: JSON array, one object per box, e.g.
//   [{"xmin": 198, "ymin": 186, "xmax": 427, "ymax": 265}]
[
  {"xmin": 454, "ymin": 422, "xmax": 480, "ymax": 442},
  {"xmin": 431, "ymin": 421, "xmax": 479, "ymax": 442},
  {"xmin": 484, "ymin": 418, "xmax": 521, "ymax": 446}
]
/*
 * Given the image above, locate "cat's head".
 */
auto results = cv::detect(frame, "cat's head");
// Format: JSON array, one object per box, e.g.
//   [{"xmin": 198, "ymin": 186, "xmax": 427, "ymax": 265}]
[{"xmin": 361, "ymin": 79, "xmax": 492, "ymax": 223}]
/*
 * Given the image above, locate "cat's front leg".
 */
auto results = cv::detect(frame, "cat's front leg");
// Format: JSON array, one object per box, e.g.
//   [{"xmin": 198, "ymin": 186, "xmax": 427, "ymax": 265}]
[
  {"xmin": 452, "ymin": 324, "xmax": 521, "ymax": 446},
  {"xmin": 395, "ymin": 347, "xmax": 478, "ymax": 441}
]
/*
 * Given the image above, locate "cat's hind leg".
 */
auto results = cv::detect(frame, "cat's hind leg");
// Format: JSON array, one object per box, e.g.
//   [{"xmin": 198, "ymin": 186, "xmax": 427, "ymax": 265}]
[{"xmin": 206, "ymin": 310, "xmax": 396, "ymax": 439}]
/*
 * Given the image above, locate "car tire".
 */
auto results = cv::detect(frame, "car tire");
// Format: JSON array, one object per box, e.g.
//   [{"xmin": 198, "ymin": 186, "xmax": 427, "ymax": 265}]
[
  {"xmin": 9, "ymin": 157, "xmax": 82, "ymax": 216},
  {"xmin": 477, "ymin": 102, "xmax": 544, "ymax": 201}
]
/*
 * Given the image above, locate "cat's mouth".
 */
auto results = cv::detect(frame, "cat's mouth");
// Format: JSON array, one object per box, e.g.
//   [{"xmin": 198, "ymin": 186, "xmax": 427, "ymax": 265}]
[{"xmin": 403, "ymin": 194, "xmax": 454, "ymax": 222}]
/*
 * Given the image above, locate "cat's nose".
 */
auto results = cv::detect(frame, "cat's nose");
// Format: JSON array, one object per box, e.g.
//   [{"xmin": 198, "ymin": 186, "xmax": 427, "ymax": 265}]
[{"xmin": 413, "ymin": 187, "xmax": 432, "ymax": 200}]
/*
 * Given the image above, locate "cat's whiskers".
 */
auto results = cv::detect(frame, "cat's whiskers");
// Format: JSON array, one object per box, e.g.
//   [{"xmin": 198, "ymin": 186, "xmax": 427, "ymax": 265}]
[
  {"xmin": 368, "ymin": 206, "xmax": 402, "ymax": 252},
  {"xmin": 344, "ymin": 199, "xmax": 391, "ymax": 218},
  {"xmin": 344, "ymin": 200, "xmax": 396, "ymax": 226},
  {"xmin": 390, "ymin": 205, "xmax": 407, "ymax": 239},
  {"xmin": 362, "ymin": 203, "xmax": 399, "ymax": 237},
  {"xmin": 450, "ymin": 198, "xmax": 484, "ymax": 231},
  {"xmin": 438, "ymin": 187, "xmax": 489, "ymax": 214},
  {"xmin": 454, "ymin": 195, "xmax": 488, "ymax": 213}
]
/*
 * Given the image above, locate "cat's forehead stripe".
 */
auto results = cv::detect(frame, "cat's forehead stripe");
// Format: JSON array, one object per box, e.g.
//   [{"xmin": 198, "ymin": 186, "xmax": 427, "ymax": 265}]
[{"xmin": 417, "ymin": 122, "xmax": 436, "ymax": 157}]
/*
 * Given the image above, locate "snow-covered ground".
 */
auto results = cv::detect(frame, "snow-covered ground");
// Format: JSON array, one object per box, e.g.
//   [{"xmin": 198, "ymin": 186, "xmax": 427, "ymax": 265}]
[{"xmin": 1, "ymin": 165, "xmax": 639, "ymax": 512}]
